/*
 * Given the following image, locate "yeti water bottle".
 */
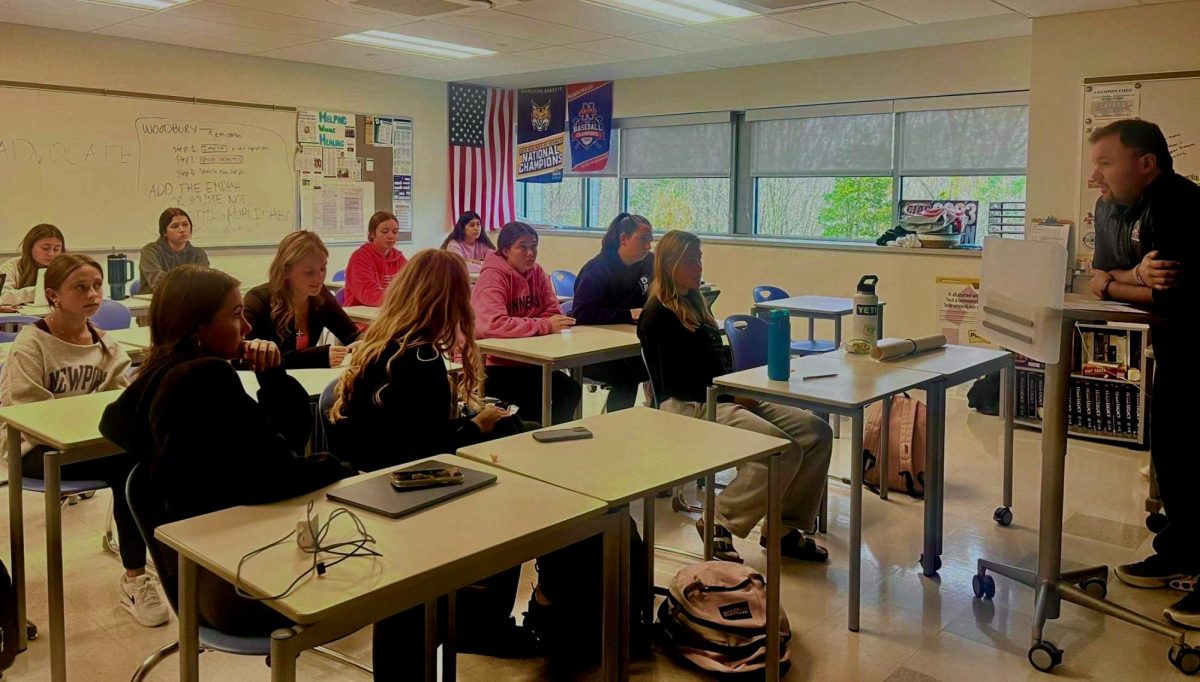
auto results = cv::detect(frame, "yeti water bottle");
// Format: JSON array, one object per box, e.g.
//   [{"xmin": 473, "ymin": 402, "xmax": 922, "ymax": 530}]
[{"xmin": 846, "ymin": 275, "xmax": 880, "ymax": 354}]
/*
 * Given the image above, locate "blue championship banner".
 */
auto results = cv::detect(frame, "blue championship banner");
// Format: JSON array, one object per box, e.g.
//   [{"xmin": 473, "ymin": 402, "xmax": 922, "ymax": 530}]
[
  {"xmin": 567, "ymin": 81, "xmax": 613, "ymax": 173},
  {"xmin": 516, "ymin": 86, "xmax": 565, "ymax": 184}
]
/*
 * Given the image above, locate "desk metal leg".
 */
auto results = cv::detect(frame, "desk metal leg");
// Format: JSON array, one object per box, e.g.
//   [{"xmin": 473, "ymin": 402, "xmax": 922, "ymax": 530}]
[
  {"xmin": 934, "ymin": 382, "xmax": 947, "ymax": 556},
  {"xmin": 642, "ymin": 495, "xmax": 655, "ymax": 633},
  {"xmin": 44, "ymin": 450, "xmax": 66, "ymax": 682},
  {"xmin": 270, "ymin": 626, "xmax": 300, "ymax": 682},
  {"xmin": 849, "ymin": 410, "xmax": 864, "ymax": 633},
  {"xmin": 541, "ymin": 364, "xmax": 553, "ymax": 427},
  {"xmin": 443, "ymin": 591, "xmax": 457, "ymax": 682},
  {"xmin": 570, "ymin": 367, "xmax": 584, "ymax": 420},
  {"xmin": 1000, "ymin": 364, "xmax": 1016, "ymax": 522},
  {"xmin": 422, "ymin": 598, "xmax": 438, "ymax": 682},
  {"xmin": 920, "ymin": 381, "xmax": 945, "ymax": 575},
  {"xmin": 601, "ymin": 513, "xmax": 621, "ymax": 681},
  {"xmin": 704, "ymin": 474, "xmax": 716, "ymax": 560},
  {"xmin": 178, "ymin": 556, "xmax": 200, "ymax": 682},
  {"xmin": 6, "ymin": 426, "xmax": 28, "ymax": 651},
  {"xmin": 765, "ymin": 452, "xmax": 782, "ymax": 682},
  {"xmin": 878, "ymin": 397, "xmax": 891, "ymax": 501},
  {"xmin": 617, "ymin": 505, "xmax": 632, "ymax": 680}
]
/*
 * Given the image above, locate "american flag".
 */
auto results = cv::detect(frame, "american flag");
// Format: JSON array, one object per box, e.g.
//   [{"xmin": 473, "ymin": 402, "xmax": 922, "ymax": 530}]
[{"xmin": 448, "ymin": 82, "xmax": 514, "ymax": 232}]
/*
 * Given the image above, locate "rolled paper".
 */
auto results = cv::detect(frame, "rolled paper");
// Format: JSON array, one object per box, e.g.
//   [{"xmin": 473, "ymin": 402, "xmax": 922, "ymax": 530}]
[{"xmin": 871, "ymin": 334, "xmax": 947, "ymax": 361}]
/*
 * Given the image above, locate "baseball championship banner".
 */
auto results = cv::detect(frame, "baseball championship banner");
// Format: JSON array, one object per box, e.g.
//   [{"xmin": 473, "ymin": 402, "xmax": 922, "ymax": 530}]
[
  {"xmin": 566, "ymin": 81, "xmax": 613, "ymax": 173},
  {"xmin": 516, "ymin": 86, "xmax": 565, "ymax": 183}
]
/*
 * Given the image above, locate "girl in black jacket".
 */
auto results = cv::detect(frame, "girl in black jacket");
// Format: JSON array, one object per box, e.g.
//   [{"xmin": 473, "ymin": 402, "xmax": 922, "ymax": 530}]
[{"xmin": 243, "ymin": 231, "xmax": 360, "ymax": 369}]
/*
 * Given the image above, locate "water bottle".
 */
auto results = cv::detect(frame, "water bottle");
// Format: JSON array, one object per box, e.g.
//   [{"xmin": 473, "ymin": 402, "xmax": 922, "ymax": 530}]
[
  {"xmin": 846, "ymin": 275, "xmax": 880, "ymax": 354},
  {"xmin": 767, "ymin": 308, "xmax": 791, "ymax": 381}
]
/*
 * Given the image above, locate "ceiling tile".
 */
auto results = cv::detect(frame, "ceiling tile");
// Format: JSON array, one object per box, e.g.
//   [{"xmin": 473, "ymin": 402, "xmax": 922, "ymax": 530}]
[
  {"xmin": 631, "ymin": 27, "xmax": 751, "ymax": 51},
  {"xmin": 108, "ymin": 12, "xmax": 313, "ymax": 51},
  {"xmin": 775, "ymin": 3, "xmax": 912, "ymax": 33},
  {"xmin": 255, "ymin": 38, "xmax": 441, "ymax": 70},
  {"xmin": 377, "ymin": 18, "xmax": 548, "ymax": 52},
  {"xmin": 864, "ymin": 0, "xmax": 1013, "ymax": 23},
  {"xmin": 96, "ymin": 22, "xmax": 286, "ymax": 55},
  {"xmin": 694, "ymin": 16, "xmax": 823, "ymax": 42},
  {"xmin": 0, "ymin": 6, "xmax": 140, "ymax": 32},
  {"xmin": 989, "ymin": 0, "xmax": 1139, "ymax": 16},
  {"xmin": 165, "ymin": 1, "xmax": 358, "ymax": 38},
  {"xmin": 573, "ymin": 36, "xmax": 683, "ymax": 59},
  {"xmin": 511, "ymin": 45, "xmax": 623, "ymax": 66},
  {"xmin": 208, "ymin": 0, "xmax": 415, "ymax": 28},
  {"xmin": 0, "ymin": 0, "xmax": 145, "ymax": 28},
  {"xmin": 395, "ymin": 53, "xmax": 558, "ymax": 80},
  {"xmin": 432, "ymin": 9, "xmax": 607, "ymax": 45},
  {"xmin": 497, "ymin": 0, "xmax": 682, "ymax": 36}
]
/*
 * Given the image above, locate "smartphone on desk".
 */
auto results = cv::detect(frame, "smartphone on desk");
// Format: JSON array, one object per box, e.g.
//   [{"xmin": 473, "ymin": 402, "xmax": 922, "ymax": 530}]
[
  {"xmin": 532, "ymin": 426, "xmax": 593, "ymax": 443},
  {"xmin": 390, "ymin": 466, "xmax": 464, "ymax": 491}
]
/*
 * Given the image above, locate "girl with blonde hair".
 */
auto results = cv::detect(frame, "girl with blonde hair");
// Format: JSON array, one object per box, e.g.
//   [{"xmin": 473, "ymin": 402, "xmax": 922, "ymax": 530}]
[
  {"xmin": 637, "ymin": 230, "xmax": 834, "ymax": 563},
  {"xmin": 243, "ymin": 230, "xmax": 360, "ymax": 368}
]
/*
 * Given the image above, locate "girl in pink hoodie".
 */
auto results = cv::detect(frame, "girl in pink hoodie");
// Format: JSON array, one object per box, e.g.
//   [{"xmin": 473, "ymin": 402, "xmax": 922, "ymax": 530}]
[
  {"xmin": 343, "ymin": 211, "xmax": 408, "ymax": 307},
  {"xmin": 472, "ymin": 221, "xmax": 581, "ymax": 424}
]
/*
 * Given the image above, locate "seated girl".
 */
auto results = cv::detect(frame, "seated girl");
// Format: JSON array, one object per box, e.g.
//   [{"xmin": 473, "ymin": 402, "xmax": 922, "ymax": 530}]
[
  {"xmin": 243, "ymin": 231, "xmax": 360, "ymax": 369},
  {"xmin": 1, "ymin": 223, "xmax": 65, "ymax": 305},
  {"xmin": 343, "ymin": 210, "xmax": 407, "ymax": 307},
  {"xmin": 440, "ymin": 211, "xmax": 494, "ymax": 273},
  {"xmin": 637, "ymin": 230, "xmax": 834, "ymax": 563}
]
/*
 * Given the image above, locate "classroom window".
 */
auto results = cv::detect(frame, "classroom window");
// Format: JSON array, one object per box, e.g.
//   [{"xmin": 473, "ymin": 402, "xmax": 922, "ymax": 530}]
[
  {"xmin": 626, "ymin": 178, "xmax": 731, "ymax": 234},
  {"xmin": 518, "ymin": 177, "xmax": 584, "ymax": 227},
  {"xmin": 900, "ymin": 175, "xmax": 1027, "ymax": 242},
  {"xmin": 587, "ymin": 177, "xmax": 621, "ymax": 228},
  {"xmin": 756, "ymin": 176, "xmax": 894, "ymax": 241}
]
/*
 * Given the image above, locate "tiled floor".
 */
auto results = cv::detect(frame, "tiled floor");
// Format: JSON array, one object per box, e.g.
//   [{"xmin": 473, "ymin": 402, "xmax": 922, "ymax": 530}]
[{"xmin": 1, "ymin": 387, "xmax": 1193, "ymax": 681}]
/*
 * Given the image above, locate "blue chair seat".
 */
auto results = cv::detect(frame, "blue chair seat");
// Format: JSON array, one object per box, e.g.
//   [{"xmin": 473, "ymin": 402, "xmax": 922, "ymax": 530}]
[
  {"xmin": 790, "ymin": 339, "xmax": 837, "ymax": 355},
  {"xmin": 21, "ymin": 478, "xmax": 108, "ymax": 495},
  {"xmin": 200, "ymin": 626, "xmax": 271, "ymax": 656}
]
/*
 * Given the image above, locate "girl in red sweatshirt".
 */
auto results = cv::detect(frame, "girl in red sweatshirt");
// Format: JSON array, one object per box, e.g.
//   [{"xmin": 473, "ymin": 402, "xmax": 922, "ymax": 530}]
[
  {"xmin": 343, "ymin": 210, "xmax": 407, "ymax": 307},
  {"xmin": 471, "ymin": 221, "xmax": 581, "ymax": 425}
]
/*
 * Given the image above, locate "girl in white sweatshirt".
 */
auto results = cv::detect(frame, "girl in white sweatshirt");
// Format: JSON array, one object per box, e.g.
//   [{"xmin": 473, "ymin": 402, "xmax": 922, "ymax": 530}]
[
  {"xmin": 0, "ymin": 223, "xmax": 65, "ymax": 305},
  {"xmin": 0, "ymin": 254, "xmax": 168, "ymax": 628}
]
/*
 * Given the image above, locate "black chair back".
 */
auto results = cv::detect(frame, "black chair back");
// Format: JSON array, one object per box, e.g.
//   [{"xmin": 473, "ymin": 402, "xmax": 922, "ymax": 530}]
[{"xmin": 125, "ymin": 463, "xmax": 181, "ymax": 611}]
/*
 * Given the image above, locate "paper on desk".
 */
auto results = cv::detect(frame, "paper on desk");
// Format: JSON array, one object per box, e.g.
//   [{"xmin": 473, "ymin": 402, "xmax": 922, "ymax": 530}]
[
  {"xmin": 1066, "ymin": 299, "xmax": 1147, "ymax": 314},
  {"xmin": 872, "ymin": 334, "xmax": 947, "ymax": 361}
]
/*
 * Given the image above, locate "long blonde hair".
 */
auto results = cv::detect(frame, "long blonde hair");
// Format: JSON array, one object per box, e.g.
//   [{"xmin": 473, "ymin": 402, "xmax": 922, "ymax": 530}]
[
  {"xmin": 329, "ymin": 249, "xmax": 482, "ymax": 422},
  {"xmin": 650, "ymin": 230, "xmax": 714, "ymax": 333},
  {"xmin": 267, "ymin": 231, "xmax": 328, "ymax": 340}
]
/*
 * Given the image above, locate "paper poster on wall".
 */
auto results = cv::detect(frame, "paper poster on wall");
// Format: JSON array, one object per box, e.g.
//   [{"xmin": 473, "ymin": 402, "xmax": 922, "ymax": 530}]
[
  {"xmin": 934, "ymin": 277, "xmax": 993, "ymax": 347},
  {"xmin": 321, "ymin": 148, "xmax": 338, "ymax": 178},
  {"xmin": 318, "ymin": 111, "xmax": 352, "ymax": 150},
  {"xmin": 294, "ymin": 144, "xmax": 321, "ymax": 172},
  {"xmin": 566, "ymin": 81, "xmax": 613, "ymax": 173},
  {"xmin": 392, "ymin": 120, "xmax": 413, "ymax": 176},
  {"xmin": 393, "ymin": 202, "xmax": 412, "ymax": 232},
  {"xmin": 393, "ymin": 175, "xmax": 412, "ymax": 202},
  {"xmin": 1084, "ymin": 83, "xmax": 1140, "ymax": 126},
  {"xmin": 298, "ymin": 110, "xmax": 318, "ymax": 144},
  {"xmin": 516, "ymin": 86, "xmax": 565, "ymax": 183},
  {"xmin": 373, "ymin": 117, "xmax": 394, "ymax": 146},
  {"xmin": 300, "ymin": 178, "xmax": 374, "ymax": 241}
]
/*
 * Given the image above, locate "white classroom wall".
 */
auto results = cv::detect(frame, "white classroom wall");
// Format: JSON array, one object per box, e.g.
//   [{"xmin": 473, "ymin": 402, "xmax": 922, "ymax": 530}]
[{"xmin": 0, "ymin": 21, "xmax": 449, "ymax": 286}]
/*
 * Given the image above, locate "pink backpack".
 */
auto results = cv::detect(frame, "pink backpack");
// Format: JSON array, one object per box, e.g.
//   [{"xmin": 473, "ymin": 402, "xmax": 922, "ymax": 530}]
[
  {"xmin": 658, "ymin": 561, "xmax": 791, "ymax": 675},
  {"xmin": 863, "ymin": 393, "xmax": 927, "ymax": 497}
]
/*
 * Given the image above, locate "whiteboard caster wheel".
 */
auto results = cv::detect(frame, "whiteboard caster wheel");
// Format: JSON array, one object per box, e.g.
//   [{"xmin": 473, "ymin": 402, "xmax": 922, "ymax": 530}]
[
  {"xmin": 920, "ymin": 553, "xmax": 941, "ymax": 576},
  {"xmin": 972, "ymin": 574, "xmax": 996, "ymax": 600},
  {"xmin": 1146, "ymin": 512, "xmax": 1168, "ymax": 534},
  {"xmin": 993, "ymin": 506, "xmax": 1013, "ymax": 526},
  {"xmin": 1080, "ymin": 577, "xmax": 1107, "ymax": 599},
  {"xmin": 79, "ymin": 491, "xmax": 96, "ymax": 500},
  {"xmin": 1028, "ymin": 641, "xmax": 1063, "ymax": 673},
  {"xmin": 1170, "ymin": 645, "xmax": 1200, "ymax": 676}
]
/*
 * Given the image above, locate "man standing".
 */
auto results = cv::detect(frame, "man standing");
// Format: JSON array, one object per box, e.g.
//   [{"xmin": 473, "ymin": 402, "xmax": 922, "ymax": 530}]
[{"xmin": 1089, "ymin": 119, "xmax": 1198, "ymax": 629}]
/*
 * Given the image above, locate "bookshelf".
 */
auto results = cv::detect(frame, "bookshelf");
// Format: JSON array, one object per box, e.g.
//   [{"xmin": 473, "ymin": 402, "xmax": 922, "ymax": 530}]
[{"xmin": 1011, "ymin": 321, "xmax": 1151, "ymax": 447}]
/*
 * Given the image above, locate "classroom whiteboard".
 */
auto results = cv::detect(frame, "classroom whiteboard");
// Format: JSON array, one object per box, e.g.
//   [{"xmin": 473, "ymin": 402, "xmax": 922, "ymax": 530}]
[
  {"xmin": 1077, "ymin": 72, "xmax": 1200, "ymax": 261},
  {"xmin": 0, "ymin": 84, "xmax": 298, "ymax": 250}
]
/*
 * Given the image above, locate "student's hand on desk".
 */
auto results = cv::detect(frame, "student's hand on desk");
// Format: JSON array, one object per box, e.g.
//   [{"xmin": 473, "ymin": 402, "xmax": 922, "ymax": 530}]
[
  {"xmin": 630, "ymin": 308, "xmax": 642, "ymax": 321},
  {"xmin": 241, "ymin": 339, "xmax": 282, "ymax": 372},
  {"xmin": 328, "ymin": 345, "xmax": 349, "ymax": 367},
  {"xmin": 549, "ymin": 315, "xmax": 576, "ymax": 332},
  {"xmin": 733, "ymin": 396, "xmax": 761, "ymax": 409},
  {"xmin": 471, "ymin": 405, "xmax": 509, "ymax": 434},
  {"xmin": 1089, "ymin": 271, "xmax": 1114, "ymax": 299},
  {"xmin": 1137, "ymin": 251, "xmax": 1183, "ymax": 290}
]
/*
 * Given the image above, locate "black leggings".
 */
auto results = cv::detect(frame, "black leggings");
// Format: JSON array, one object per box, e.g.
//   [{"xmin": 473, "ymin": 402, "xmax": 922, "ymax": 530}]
[
  {"xmin": 1149, "ymin": 338, "xmax": 1200, "ymax": 572},
  {"xmin": 484, "ymin": 365, "xmax": 582, "ymax": 425},
  {"xmin": 23, "ymin": 448, "xmax": 145, "ymax": 571},
  {"xmin": 583, "ymin": 358, "xmax": 648, "ymax": 412}
]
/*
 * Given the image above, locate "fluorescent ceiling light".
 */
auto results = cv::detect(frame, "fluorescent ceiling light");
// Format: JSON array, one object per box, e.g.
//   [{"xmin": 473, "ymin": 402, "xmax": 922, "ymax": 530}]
[
  {"xmin": 334, "ymin": 30, "xmax": 497, "ymax": 59},
  {"xmin": 81, "ymin": 0, "xmax": 191, "ymax": 9},
  {"xmin": 586, "ymin": 0, "xmax": 756, "ymax": 24}
]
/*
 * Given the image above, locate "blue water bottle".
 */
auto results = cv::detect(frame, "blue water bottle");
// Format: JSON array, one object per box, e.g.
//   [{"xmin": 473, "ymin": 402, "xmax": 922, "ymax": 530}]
[{"xmin": 767, "ymin": 309, "xmax": 791, "ymax": 381}]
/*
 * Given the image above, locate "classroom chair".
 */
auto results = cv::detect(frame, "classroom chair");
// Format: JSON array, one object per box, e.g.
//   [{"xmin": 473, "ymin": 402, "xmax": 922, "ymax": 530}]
[
  {"xmin": 92, "ymin": 299, "xmax": 133, "ymax": 330},
  {"xmin": 124, "ymin": 464, "xmax": 370, "ymax": 680},
  {"xmin": 751, "ymin": 285, "xmax": 837, "ymax": 356},
  {"xmin": 333, "ymin": 269, "xmax": 346, "ymax": 282},
  {"xmin": 0, "ymin": 314, "xmax": 41, "ymax": 339},
  {"xmin": 550, "ymin": 270, "xmax": 576, "ymax": 298},
  {"xmin": 723, "ymin": 315, "xmax": 768, "ymax": 371},
  {"xmin": 335, "ymin": 287, "xmax": 347, "ymax": 306},
  {"xmin": 129, "ymin": 280, "xmax": 141, "ymax": 296}
]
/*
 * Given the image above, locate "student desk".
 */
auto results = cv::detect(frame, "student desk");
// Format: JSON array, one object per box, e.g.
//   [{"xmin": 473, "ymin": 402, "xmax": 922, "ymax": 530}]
[
  {"xmin": 476, "ymin": 325, "xmax": 643, "ymax": 427},
  {"xmin": 343, "ymin": 305, "xmax": 379, "ymax": 324},
  {"xmin": 106, "ymin": 325, "xmax": 151, "ymax": 361},
  {"xmin": 839, "ymin": 345, "xmax": 1016, "ymax": 573},
  {"xmin": 458, "ymin": 407, "xmax": 793, "ymax": 681},
  {"xmin": 751, "ymin": 295, "xmax": 887, "ymax": 352},
  {"xmin": 1, "ymin": 389, "xmax": 124, "ymax": 682},
  {"xmin": 155, "ymin": 455, "xmax": 619, "ymax": 682},
  {"xmin": 707, "ymin": 356, "xmax": 932, "ymax": 633},
  {"xmin": 238, "ymin": 367, "xmax": 347, "ymax": 399}
]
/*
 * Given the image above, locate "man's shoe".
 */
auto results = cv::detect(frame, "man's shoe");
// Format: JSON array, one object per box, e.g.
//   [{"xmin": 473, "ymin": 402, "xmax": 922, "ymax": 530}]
[{"xmin": 1115, "ymin": 554, "xmax": 1191, "ymax": 589}]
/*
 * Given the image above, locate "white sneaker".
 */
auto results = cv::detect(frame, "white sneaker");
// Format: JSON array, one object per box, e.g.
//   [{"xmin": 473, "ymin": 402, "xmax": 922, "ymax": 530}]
[{"xmin": 119, "ymin": 573, "xmax": 169, "ymax": 627}]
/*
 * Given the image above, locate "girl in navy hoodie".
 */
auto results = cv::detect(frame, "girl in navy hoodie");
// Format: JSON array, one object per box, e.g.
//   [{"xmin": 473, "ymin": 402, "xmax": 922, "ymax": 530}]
[
  {"xmin": 471, "ymin": 221, "xmax": 581, "ymax": 425},
  {"xmin": 571, "ymin": 213, "xmax": 654, "ymax": 411}
]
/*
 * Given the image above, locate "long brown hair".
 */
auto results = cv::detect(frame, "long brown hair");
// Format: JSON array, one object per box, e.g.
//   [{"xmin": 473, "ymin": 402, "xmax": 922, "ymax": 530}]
[
  {"xmin": 43, "ymin": 254, "xmax": 112, "ymax": 356},
  {"xmin": 15, "ymin": 224, "xmax": 66, "ymax": 288},
  {"xmin": 267, "ymin": 231, "xmax": 328, "ymax": 340},
  {"xmin": 650, "ymin": 230, "xmax": 714, "ymax": 333},
  {"xmin": 367, "ymin": 211, "xmax": 397, "ymax": 240},
  {"xmin": 329, "ymin": 249, "xmax": 482, "ymax": 422},
  {"xmin": 139, "ymin": 265, "xmax": 241, "ymax": 379},
  {"xmin": 158, "ymin": 207, "xmax": 192, "ymax": 236}
]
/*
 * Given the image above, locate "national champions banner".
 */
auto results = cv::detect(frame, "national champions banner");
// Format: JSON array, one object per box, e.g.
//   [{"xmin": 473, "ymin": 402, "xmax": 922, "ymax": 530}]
[
  {"xmin": 516, "ymin": 86, "xmax": 565, "ymax": 184},
  {"xmin": 566, "ymin": 81, "xmax": 613, "ymax": 173}
]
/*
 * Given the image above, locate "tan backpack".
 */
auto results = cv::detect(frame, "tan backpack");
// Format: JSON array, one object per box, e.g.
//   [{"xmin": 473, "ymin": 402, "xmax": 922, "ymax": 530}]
[{"xmin": 863, "ymin": 393, "xmax": 928, "ymax": 498}]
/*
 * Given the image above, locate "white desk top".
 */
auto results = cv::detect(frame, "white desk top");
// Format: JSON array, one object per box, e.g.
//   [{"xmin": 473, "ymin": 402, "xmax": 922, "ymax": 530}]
[
  {"xmin": 756, "ymin": 295, "xmax": 853, "ymax": 315},
  {"xmin": 715, "ymin": 354, "xmax": 933, "ymax": 410},
  {"xmin": 457, "ymin": 407, "xmax": 790, "ymax": 506},
  {"xmin": 343, "ymin": 306, "xmax": 379, "ymax": 323},
  {"xmin": 840, "ymin": 345, "xmax": 1012, "ymax": 382},
  {"xmin": 155, "ymin": 454, "xmax": 605, "ymax": 624},
  {"xmin": 0, "ymin": 390, "xmax": 122, "ymax": 451},
  {"xmin": 477, "ymin": 325, "xmax": 640, "ymax": 365},
  {"xmin": 238, "ymin": 367, "xmax": 347, "ymax": 399},
  {"xmin": 106, "ymin": 326, "xmax": 152, "ymax": 350}
]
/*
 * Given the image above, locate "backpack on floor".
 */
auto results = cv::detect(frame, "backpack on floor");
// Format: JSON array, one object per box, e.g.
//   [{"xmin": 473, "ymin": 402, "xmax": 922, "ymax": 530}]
[
  {"xmin": 657, "ymin": 561, "xmax": 791, "ymax": 675},
  {"xmin": 1, "ymin": 559, "xmax": 21, "ymax": 673},
  {"xmin": 863, "ymin": 393, "xmax": 928, "ymax": 498}
]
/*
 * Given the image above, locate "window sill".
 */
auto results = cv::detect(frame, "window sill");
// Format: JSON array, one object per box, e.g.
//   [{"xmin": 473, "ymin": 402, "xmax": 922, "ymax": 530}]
[{"xmin": 533, "ymin": 226, "xmax": 984, "ymax": 258}]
